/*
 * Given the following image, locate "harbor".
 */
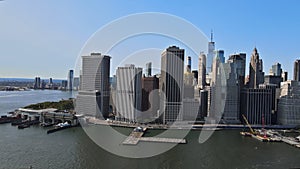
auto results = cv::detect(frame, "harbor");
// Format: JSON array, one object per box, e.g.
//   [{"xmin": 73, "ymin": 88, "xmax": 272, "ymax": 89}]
[{"xmin": 0, "ymin": 107, "xmax": 80, "ymax": 133}]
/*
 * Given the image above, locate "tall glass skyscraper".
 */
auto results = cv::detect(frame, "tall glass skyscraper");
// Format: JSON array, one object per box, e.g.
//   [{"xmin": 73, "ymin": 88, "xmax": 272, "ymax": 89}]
[
  {"xmin": 67, "ymin": 69, "xmax": 74, "ymax": 91},
  {"xmin": 160, "ymin": 46, "xmax": 184, "ymax": 123},
  {"xmin": 207, "ymin": 32, "xmax": 215, "ymax": 73}
]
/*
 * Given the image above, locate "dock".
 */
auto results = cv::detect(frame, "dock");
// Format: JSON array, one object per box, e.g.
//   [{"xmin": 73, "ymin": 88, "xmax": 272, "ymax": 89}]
[
  {"xmin": 122, "ymin": 127, "xmax": 187, "ymax": 145},
  {"xmin": 282, "ymin": 137, "xmax": 300, "ymax": 148},
  {"xmin": 47, "ymin": 125, "xmax": 73, "ymax": 134},
  {"xmin": 139, "ymin": 137, "xmax": 186, "ymax": 144}
]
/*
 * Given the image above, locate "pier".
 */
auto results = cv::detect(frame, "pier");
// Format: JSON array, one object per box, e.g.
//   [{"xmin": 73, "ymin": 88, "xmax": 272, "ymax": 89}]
[
  {"xmin": 282, "ymin": 137, "xmax": 300, "ymax": 148},
  {"xmin": 16, "ymin": 108, "xmax": 79, "ymax": 126},
  {"xmin": 122, "ymin": 127, "xmax": 187, "ymax": 145}
]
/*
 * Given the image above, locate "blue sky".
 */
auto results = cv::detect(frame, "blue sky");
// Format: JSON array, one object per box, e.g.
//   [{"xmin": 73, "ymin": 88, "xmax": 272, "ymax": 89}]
[{"xmin": 0, "ymin": 0, "xmax": 300, "ymax": 79}]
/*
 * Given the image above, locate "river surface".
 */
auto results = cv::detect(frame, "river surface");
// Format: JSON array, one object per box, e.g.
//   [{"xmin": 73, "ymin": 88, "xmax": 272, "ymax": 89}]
[{"xmin": 0, "ymin": 90, "xmax": 299, "ymax": 169}]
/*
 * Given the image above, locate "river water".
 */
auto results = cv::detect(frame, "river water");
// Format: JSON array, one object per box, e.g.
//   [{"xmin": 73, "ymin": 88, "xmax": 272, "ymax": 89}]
[{"xmin": 0, "ymin": 90, "xmax": 299, "ymax": 169}]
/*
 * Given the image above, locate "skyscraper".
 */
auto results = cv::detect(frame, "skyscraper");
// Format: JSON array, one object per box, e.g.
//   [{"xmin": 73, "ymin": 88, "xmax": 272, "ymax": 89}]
[
  {"xmin": 141, "ymin": 75, "xmax": 159, "ymax": 120},
  {"xmin": 34, "ymin": 77, "xmax": 41, "ymax": 89},
  {"xmin": 186, "ymin": 56, "xmax": 192, "ymax": 73},
  {"xmin": 228, "ymin": 53, "xmax": 246, "ymax": 88},
  {"xmin": 282, "ymin": 71, "xmax": 288, "ymax": 82},
  {"xmin": 145, "ymin": 62, "xmax": 152, "ymax": 77},
  {"xmin": 207, "ymin": 31, "xmax": 215, "ymax": 73},
  {"xmin": 222, "ymin": 62, "xmax": 240, "ymax": 123},
  {"xmin": 160, "ymin": 46, "xmax": 184, "ymax": 124},
  {"xmin": 241, "ymin": 88, "xmax": 272, "ymax": 125},
  {"xmin": 76, "ymin": 53, "xmax": 111, "ymax": 119},
  {"xmin": 210, "ymin": 50, "xmax": 226, "ymax": 86},
  {"xmin": 61, "ymin": 80, "xmax": 68, "ymax": 89},
  {"xmin": 278, "ymin": 80, "xmax": 300, "ymax": 125},
  {"xmin": 73, "ymin": 77, "xmax": 80, "ymax": 90},
  {"xmin": 67, "ymin": 69, "xmax": 74, "ymax": 90},
  {"xmin": 215, "ymin": 50, "xmax": 225, "ymax": 63},
  {"xmin": 192, "ymin": 70, "xmax": 198, "ymax": 86},
  {"xmin": 270, "ymin": 62, "xmax": 282, "ymax": 76},
  {"xmin": 115, "ymin": 64, "xmax": 142, "ymax": 122},
  {"xmin": 209, "ymin": 60, "xmax": 240, "ymax": 124},
  {"xmin": 249, "ymin": 47, "xmax": 264, "ymax": 88},
  {"xmin": 294, "ymin": 59, "xmax": 300, "ymax": 81},
  {"xmin": 198, "ymin": 53, "xmax": 206, "ymax": 89},
  {"xmin": 184, "ymin": 56, "xmax": 193, "ymax": 86}
]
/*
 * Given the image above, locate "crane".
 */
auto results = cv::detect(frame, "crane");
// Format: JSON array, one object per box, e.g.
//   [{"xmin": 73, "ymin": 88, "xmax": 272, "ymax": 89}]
[{"xmin": 242, "ymin": 114, "xmax": 256, "ymax": 135}]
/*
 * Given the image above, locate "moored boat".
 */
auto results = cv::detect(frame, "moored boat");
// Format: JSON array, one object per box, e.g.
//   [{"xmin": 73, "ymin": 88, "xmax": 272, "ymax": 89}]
[{"xmin": 18, "ymin": 124, "xmax": 30, "ymax": 129}]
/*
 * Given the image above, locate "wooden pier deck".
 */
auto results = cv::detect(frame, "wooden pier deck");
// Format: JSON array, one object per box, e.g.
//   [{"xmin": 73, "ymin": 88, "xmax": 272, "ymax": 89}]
[
  {"xmin": 139, "ymin": 137, "xmax": 186, "ymax": 144},
  {"xmin": 122, "ymin": 127, "xmax": 187, "ymax": 145}
]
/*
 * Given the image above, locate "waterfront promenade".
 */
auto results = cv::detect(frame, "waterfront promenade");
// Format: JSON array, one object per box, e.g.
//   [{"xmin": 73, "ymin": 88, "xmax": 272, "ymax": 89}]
[{"xmin": 83, "ymin": 116, "xmax": 298, "ymax": 130}]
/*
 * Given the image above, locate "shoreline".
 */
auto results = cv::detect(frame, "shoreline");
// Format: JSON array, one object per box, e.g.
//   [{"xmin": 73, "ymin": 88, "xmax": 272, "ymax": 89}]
[{"xmin": 82, "ymin": 116, "xmax": 299, "ymax": 131}]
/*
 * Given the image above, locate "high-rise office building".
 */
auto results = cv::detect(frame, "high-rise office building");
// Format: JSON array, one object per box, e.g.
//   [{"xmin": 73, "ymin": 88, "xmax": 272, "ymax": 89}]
[
  {"xmin": 160, "ymin": 46, "xmax": 184, "ymax": 123},
  {"xmin": 282, "ymin": 71, "xmax": 288, "ymax": 82},
  {"xmin": 241, "ymin": 88, "xmax": 272, "ymax": 125},
  {"xmin": 61, "ymin": 80, "xmax": 68, "ymax": 89},
  {"xmin": 294, "ymin": 59, "xmax": 300, "ymax": 81},
  {"xmin": 184, "ymin": 56, "xmax": 193, "ymax": 87},
  {"xmin": 48, "ymin": 78, "xmax": 53, "ymax": 89},
  {"xmin": 141, "ymin": 75, "xmax": 159, "ymax": 120},
  {"xmin": 145, "ymin": 62, "xmax": 152, "ymax": 77},
  {"xmin": 270, "ymin": 62, "xmax": 282, "ymax": 76},
  {"xmin": 211, "ymin": 50, "xmax": 225, "ymax": 86},
  {"xmin": 41, "ymin": 80, "xmax": 46, "ymax": 89},
  {"xmin": 34, "ymin": 77, "xmax": 41, "ymax": 89},
  {"xmin": 227, "ymin": 53, "xmax": 247, "ymax": 123},
  {"xmin": 192, "ymin": 70, "xmax": 198, "ymax": 86},
  {"xmin": 228, "ymin": 53, "xmax": 246, "ymax": 87},
  {"xmin": 67, "ymin": 69, "xmax": 74, "ymax": 90},
  {"xmin": 249, "ymin": 47, "xmax": 265, "ymax": 89},
  {"xmin": 215, "ymin": 50, "xmax": 225, "ymax": 63},
  {"xmin": 198, "ymin": 53, "xmax": 206, "ymax": 89},
  {"xmin": 264, "ymin": 75, "xmax": 283, "ymax": 88},
  {"xmin": 186, "ymin": 56, "xmax": 192, "ymax": 73},
  {"xmin": 76, "ymin": 53, "xmax": 111, "ymax": 119},
  {"xmin": 198, "ymin": 90, "xmax": 208, "ymax": 120},
  {"xmin": 278, "ymin": 80, "xmax": 300, "ymax": 125},
  {"xmin": 221, "ymin": 62, "xmax": 240, "ymax": 123},
  {"xmin": 207, "ymin": 31, "xmax": 215, "ymax": 73},
  {"xmin": 115, "ymin": 64, "xmax": 142, "ymax": 122},
  {"xmin": 73, "ymin": 77, "xmax": 80, "ymax": 90},
  {"xmin": 209, "ymin": 60, "xmax": 240, "ymax": 124}
]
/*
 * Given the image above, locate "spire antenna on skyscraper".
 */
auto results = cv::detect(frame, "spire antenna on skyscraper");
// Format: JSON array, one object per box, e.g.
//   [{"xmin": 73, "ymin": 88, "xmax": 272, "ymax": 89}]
[{"xmin": 210, "ymin": 29, "xmax": 213, "ymax": 42}]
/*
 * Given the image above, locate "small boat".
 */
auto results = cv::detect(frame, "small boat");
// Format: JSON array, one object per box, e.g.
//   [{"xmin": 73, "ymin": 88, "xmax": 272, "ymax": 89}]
[
  {"xmin": 55, "ymin": 122, "xmax": 70, "ymax": 128},
  {"xmin": 252, "ymin": 134, "xmax": 270, "ymax": 142},
  {"xmin": 240, "ymin": 131, "xmax": 252, "ymax": 137},
  {"xmin": 18, "ymin": 124, "xmax": 30, "ymax": 129}
]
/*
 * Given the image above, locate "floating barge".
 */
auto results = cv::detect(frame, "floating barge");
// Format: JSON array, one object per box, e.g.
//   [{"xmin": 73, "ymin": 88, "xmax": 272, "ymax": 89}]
[
  {"xmin": 0, "ymin": 115, "xmax": 21, "ymax": 124},
  {"xmin": 47, "ymin": 122, "xmax": 76, "ymax": 134},
  {"xmin": 12, "ymin": 120, "xmax": 40, "ymax": 126},
  {"xmin": 18, "ymin": 124, "xmax": 30, "ymax": 129},
  {"xmin": 47, "ymin": 125, "xmax": 73, "ymax": 134}
]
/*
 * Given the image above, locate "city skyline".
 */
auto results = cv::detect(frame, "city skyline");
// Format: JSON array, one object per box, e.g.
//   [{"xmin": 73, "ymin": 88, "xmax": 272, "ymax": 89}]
[{"xmin": 1, "ymin": 1, "xmax": 300, "ymax": 79}]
